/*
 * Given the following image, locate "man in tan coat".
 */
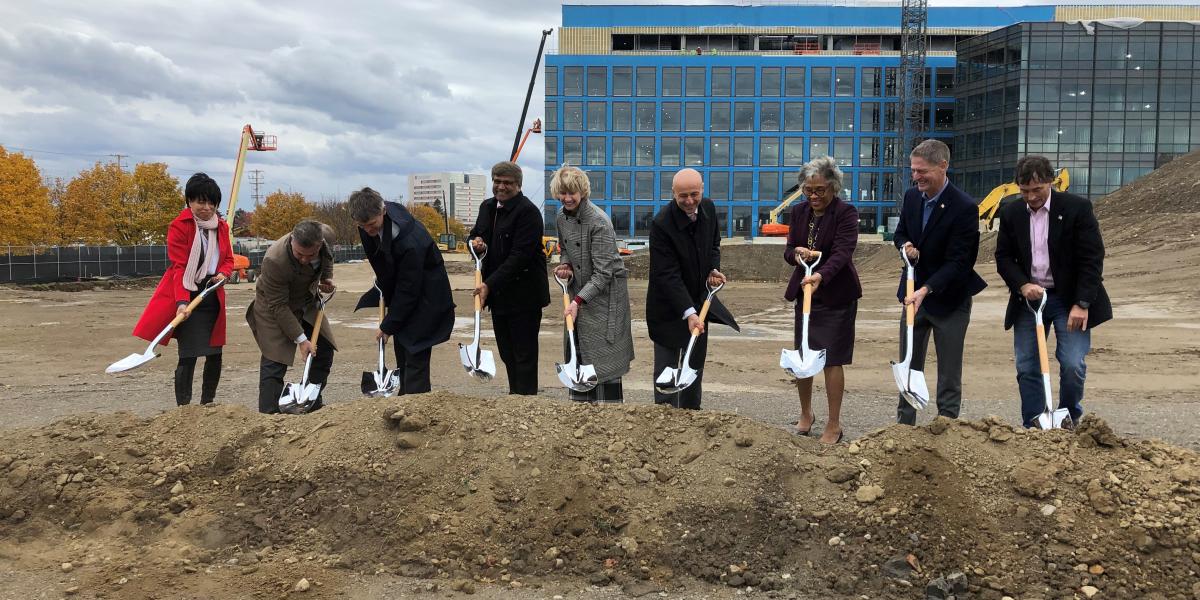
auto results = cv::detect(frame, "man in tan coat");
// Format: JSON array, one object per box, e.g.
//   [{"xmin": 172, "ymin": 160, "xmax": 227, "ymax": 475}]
[{"xmin": 246, "ymin": 220, "xmax": 337, "ymax": 413}]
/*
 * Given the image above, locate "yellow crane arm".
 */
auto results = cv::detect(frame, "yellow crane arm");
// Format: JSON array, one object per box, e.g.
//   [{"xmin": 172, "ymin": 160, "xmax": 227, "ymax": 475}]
[{"xmin": 768, "ymin": 186, "xmax": 805, "ymax": 224}]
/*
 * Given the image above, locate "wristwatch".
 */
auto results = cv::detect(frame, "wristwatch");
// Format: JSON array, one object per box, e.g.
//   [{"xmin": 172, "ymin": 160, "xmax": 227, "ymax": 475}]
[{"xmin": 1077, "ymin": 300, "xmax": 1091, "ymax": 309}]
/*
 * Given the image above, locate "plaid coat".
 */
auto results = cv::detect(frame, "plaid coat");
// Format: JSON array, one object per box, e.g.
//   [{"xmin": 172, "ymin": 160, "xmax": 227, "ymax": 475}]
[{"xmin": 556, "ymin": 200, "xmax": 634, "ymax": 383}]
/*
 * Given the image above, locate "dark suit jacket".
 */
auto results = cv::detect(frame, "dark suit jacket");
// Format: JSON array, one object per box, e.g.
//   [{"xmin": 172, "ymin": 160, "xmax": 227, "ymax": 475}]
[
  {"xmin": 358, "ymin": 202, "xmax": 456, "ymax": 353},
  {"xmin": 893, "ymin": 180, "xmax": 987, "ymax": 316},
  {"xmin": 468, "ymin": 193, "xmax": 550, "ymax": 316},
  {"xmin": 994, "ymin": 190, "xmax": 1112, "ymax": 330},
  {"xmin": 783, "ymin": 197, "xmax": 862, "ymax": 306},
  {"xmin": 646, "ymin": 199, "xmax": 739, "ymax": 349}
]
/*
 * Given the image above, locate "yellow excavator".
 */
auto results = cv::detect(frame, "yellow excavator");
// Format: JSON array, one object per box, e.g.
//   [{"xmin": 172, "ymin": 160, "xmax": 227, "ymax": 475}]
[{"xmin": 978, "ymin": 168, "xmax": 1070, "ymax": 231}]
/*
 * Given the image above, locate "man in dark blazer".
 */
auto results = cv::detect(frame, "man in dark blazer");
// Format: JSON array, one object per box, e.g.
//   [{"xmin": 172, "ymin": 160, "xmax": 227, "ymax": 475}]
[
  {"xmin": 469, "ymin": 161, "xmax": 551, "ymax": 395},
  {"xmin": 348, "ymin": 187, "xmax": 456, "ymax": 394},
  {"xmin": 892, "ymin": 139, "xmax": 987, "ymax": 425},
  {"xmin": 646, "ymin": 168, "xmax": 739, "ymax": 409},
  {"xmin": 995, "ymin": 155, "xmax": 1111, "ymax": 428}
]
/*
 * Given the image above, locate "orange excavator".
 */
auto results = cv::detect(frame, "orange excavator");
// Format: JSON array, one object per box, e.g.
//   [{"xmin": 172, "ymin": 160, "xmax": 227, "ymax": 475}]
[{"xmin": 225, "ymin": 124, "xmax": 277, "ymax": 283}]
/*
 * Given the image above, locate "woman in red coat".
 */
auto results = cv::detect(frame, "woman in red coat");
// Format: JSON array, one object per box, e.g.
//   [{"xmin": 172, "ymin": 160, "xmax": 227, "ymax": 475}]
[{"xmin": 132, "ymin": 173, "xmax": 234, "ymax": 406}]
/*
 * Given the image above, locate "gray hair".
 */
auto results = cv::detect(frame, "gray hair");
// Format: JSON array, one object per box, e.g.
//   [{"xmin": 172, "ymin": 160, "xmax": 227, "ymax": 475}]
[
  {"xmin": 292, "ymin": 219, "xmax": 327, "ymax": 248},
  {"xmin": 910, "ymin": 139, "xmax": 950, "ymax": 165},
  {"xmin": 491, "ymin": 161, "xmax": 523, "ymax": 186},
  {"xmin": 347, "ymin": 187, "xmax": 385, "ymax": 223},
  {"xmin": 798, "ymin": 155, "xmax": 845, "ymax": 196},
  {"xmin": 1014, "ymin": 155, "xmax": 1055, "ymax": 185}
]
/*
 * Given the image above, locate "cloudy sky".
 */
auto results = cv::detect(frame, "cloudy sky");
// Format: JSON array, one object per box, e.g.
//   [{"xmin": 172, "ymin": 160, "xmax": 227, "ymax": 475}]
[
  {"xmin": 0, "ymin": 0, "xmax": 1182, "ymax": 211},
  {"xmin": 0, "ymin": 0, "xmax": 564, "ymax": 210}
]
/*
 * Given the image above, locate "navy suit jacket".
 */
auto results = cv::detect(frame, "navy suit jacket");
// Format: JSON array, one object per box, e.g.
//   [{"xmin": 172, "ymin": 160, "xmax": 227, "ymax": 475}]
[{"xmin": 892, "ymin": 180, "xmax": 987, "ymax": 316}]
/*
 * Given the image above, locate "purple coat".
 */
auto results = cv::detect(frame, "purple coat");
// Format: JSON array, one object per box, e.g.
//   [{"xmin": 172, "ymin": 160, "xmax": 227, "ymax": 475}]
[{"xmin": 783, "ymin": 197, "xmax": 863, "ymax": 306}]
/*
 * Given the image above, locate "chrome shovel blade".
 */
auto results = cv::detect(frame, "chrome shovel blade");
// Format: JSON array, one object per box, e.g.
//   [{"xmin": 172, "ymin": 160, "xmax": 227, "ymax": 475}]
[
  {"xmin": 891, "ymin": 362, "xmax": 929, "ymax": 410},
  {"xmin": 106, "ymin": 349, "xmax": 158, "ymax": 374},
  {"xmin": 780, "ymin": 348, "xmax": 826, "ymax": 379}
]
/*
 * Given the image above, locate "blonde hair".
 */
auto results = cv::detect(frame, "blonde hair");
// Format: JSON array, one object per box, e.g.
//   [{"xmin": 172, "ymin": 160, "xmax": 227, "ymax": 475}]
[{"xmin": 549, "ymin": 164, "xmax": 590, "ymax": 199}]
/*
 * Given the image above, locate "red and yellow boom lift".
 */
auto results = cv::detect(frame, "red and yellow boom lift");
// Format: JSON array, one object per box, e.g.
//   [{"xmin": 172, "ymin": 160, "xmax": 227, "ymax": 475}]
[{"xmin": 225, "ymin": 124, "xmax": 277, "ymax": 282}]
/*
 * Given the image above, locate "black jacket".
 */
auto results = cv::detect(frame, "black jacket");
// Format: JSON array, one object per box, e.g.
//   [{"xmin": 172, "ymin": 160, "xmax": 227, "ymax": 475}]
[
  {"xmin": 994, "ymin": 191, "xmax": 1111, "ymax": 330},
  {"xmin": 646, "ymin": 199, "xmax": 739, "ymax": 349},
  {"xmin": 893, "ymin": 180, "xmax": 987, "ymax": 316},
  {"xmin": 357, "ymin": 202, "xmax": 455, "ymax": 353},
  {"xmin": 468, "ymin": 193, "xmax": 550, "ymax": 316}
]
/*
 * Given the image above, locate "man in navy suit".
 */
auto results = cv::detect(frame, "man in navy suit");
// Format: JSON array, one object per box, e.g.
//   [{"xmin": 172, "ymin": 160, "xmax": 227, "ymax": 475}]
[
  {"xmin": 995, "ymin": 155, "xmax": 1111, "ymax": 428},
  {"xmin": 892, "ymin": 139, "xmax": 987, "ymax": 425}
]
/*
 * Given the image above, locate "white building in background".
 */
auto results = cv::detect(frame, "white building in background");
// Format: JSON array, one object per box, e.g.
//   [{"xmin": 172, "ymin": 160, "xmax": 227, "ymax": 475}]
[{"xmin": 407, "ymin": 172, "xmax": 489, "ymax": 226}]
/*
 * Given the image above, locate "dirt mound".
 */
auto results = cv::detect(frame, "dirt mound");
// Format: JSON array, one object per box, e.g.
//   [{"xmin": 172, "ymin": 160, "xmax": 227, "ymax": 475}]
[
  {"xmin": 2, "ymin": 394, "xmax": 1199, "ymax": 598},
  {"xmin": 627, "ymin": 243, "xmax": 895, "ymax": 282},
  {"xmin": 1094, "ymin": 150, "xmax": 1200, "ymax": 248},
  {"xmin": 1, "ymin": 276, "xmax": 160, "ymax": 292}
]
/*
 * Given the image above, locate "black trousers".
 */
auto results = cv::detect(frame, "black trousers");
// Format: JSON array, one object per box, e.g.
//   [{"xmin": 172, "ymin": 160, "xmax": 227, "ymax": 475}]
[
  {"xmin": 393, "ymin": 345, "xmax": 433, "ymax": 394},
  {"xmin": 175, "ymin": 352, "xmax": 222, "ymax": 406},
  {"xmin": 258, "ymin": 321, "xmax": 335, "ymax": 414},
  {"xmin": 653, "ymin": 335, "xmax": 709, "ymax": 410},
  {"xmin": 492, "ymin": 309, "xmax": 542, "ymax": 395}
]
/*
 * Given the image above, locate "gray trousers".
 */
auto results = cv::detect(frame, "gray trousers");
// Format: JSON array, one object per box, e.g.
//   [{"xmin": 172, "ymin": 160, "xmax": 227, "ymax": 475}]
[{"xmin": 896, "ymin": 297, "xmax": 972, "ymax": 425}]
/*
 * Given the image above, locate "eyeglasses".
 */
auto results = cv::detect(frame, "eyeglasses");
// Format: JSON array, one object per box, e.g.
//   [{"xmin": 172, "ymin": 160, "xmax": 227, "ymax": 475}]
[{"xmin": 802, "ymin": 186, "xmax": 828, "ymax": 197}]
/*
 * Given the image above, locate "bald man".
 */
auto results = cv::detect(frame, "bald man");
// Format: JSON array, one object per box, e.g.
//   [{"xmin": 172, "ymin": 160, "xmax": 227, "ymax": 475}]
[{"xmin": 645, "ymin": 168, "xmax": 740, "ymax": 409}]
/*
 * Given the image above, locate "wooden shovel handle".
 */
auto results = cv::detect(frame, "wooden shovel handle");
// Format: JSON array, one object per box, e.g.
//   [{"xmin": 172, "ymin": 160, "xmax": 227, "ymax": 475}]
[
  {"xmin": 310, "ymin": 307, "xmax": 325, "ymax": 349},
  {"xmin": 378, "ymin": 295, "xmax": 386, "ymax": 324},
  {"xmin": 692, "ymin": 298, "xmax": 713, "ymax": 337},
  {"xmin": 904, "ymin": 272, "xmax": 916, "ymax": 327},
  {"xmin": 1035, "ymin": 321, "xmax": 1050, "ymax": 375},
  {"xmin": 801, "ymin": 251, "xmax": 821, "ymax": 315},
  {"xmin": 473, "ymin": 268, "xmax": 482, "ymax": 312},
  {"xmin": 168, "ymin": 284, "xmax": 216, "ymax": 328},
  {"xmin": 561, "ymin": 290, "xmax": 575, "ymax": 331}
]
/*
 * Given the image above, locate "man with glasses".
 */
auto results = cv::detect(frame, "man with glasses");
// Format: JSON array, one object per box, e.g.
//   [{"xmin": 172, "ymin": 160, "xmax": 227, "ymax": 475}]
[
  {"xmin": 468, "ymin": 161, "xmax": 551, "ymax": 394},
  {"xmin": 891, "ymin": 139, "xmax": 986, "ymax": 425}
]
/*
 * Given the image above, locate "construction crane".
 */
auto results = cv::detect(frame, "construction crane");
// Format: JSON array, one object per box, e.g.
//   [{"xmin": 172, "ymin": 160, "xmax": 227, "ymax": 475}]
[
  {"xmin": 226, "ymin": 124, "xmax": 277, "ymax": 283},
  {"xmin": 978, "ymin": 169, "xmax": 1070, "ymax": 231},
  {"xmin": 894, "ymin": 0, "xmax": 928, "ymax": 210}
]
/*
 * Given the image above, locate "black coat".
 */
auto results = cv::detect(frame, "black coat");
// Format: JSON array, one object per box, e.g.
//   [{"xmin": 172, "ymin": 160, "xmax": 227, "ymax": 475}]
[
  {"xmin": 893, "ymin": 181, "xmax": 987, "ymax": 316},
  {"xmin": 357, "ymin": 202, "xmax": 455, "ymax": 353},
  {"xmin": 468, "ymin": 193, "xmax": 550, "ymax": 316},
  {"xmin": 994, "ymin": 191, "xmax": 1112, "ymax": 330},
  {"xmin": 646, "ymin": 199, "xmax": 739, "ymax": 349}
]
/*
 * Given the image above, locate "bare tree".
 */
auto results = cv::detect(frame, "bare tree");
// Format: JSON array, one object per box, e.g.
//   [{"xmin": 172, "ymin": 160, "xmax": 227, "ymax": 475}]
[{"xmin": 312, "ymin": 198, "xmax": 359, "ymax": 245}]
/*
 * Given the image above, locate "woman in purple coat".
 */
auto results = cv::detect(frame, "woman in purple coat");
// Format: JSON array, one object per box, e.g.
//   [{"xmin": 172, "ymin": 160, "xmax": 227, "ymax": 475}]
[{"xmin": 783, "ymin": 156, "xmax": 863, "ymax": 444}]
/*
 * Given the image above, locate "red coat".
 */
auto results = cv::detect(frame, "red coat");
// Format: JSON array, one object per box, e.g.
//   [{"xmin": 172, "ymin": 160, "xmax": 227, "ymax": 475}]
[{"xmin": 132, "ymin": 209, "xmax": 234, "ymax": 346}]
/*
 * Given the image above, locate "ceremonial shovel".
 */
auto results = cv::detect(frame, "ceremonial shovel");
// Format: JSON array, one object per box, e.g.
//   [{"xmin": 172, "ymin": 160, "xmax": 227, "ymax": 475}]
[
  {"xmin": 458, "ymin": 244, "xmax": 496, "ymax": 380},
  {"xmin": 279, "ymin": 290, "xmax": 334, "ymax": 414},
  {"xmin": 891, "ymin": 250, "xmax": 930, "ymax": 410},
  {"xmin": 1028, "ymin": 293, "xmax": 1073, "ymax": 430},
  {"xmin": 655, "ymin": 282, "xmax": 724, "ymax": 395},
  {"xmin": 106, "ymin": 278, "xmax": 226, "ymax": 374},
  {"xmin": 357, "ymin": 283, "xmax": 400, "ymax": 397},
  {"xmin": 553, "ymin": 274, "xmax": 598, "ymax": 392},
  {"xmin": 780, "ymin": 251, "xmax": 826, "ymax": 379}
]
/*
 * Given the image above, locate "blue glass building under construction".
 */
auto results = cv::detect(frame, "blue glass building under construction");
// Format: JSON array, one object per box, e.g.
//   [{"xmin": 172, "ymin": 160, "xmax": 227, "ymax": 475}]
[{"xmin": 543, "ymin": 3, "xmax": 1200, "ymax": 237}]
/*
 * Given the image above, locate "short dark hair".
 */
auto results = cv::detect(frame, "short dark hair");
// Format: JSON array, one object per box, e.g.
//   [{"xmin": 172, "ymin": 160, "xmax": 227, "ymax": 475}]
[
  {"xmin": 491, "ymin": 161, "xmax": 523, "ymax": 186},
  {"xmin": 347, "ymin": 187, "xmax": 385, "ymax": 223},
  {"xmin": 185, "ymin": 173, "xmax": 222, "ymax": 206},
  {"xmin": 291, "ymin": 220, "xmax": 326, "ymax": 248},
  {"xmin": 1014, "ymin": 155, "xmax": 1055, "ymax": 185}
]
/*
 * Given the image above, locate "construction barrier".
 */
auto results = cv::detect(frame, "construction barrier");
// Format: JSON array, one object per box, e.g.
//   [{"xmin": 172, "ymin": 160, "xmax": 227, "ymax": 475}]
[{"xmin": 0, "ymin": 244, "xmax": 367, "ymax": 285}]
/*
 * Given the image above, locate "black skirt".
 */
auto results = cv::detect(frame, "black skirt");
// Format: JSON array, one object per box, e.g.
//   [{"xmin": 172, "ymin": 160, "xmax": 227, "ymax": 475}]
[
  {"xmin": 174, "ymin": 283, "xmax": 221, "ymax": 358},
  {"xmin": 793, "ymin": 299, "xmax": 857, "ymax": 367}
]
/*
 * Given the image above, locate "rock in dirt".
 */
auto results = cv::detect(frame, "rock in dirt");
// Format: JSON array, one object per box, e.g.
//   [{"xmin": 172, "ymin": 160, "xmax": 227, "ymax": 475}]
[
  {"xmin": 881, "ymin": 555, "xmax": 913, "ymax": 579},
  {"xmin": 1010, "ymin": 460, "xmax": 1058, "ymax": 499},
  {"xmin": 927, "ymin": 417, "xmax": 952, "ymax": 435},
  {"xmin": 1086, "ymin": 479, "xmax": 1118, "ymax": 515},
  {"xmin": 1081, "ymin": 584, "xmax": 1100, "ymax": 598},
  {"xmin": 825, "ymin": 465, "xmax": 859, "ymax": 484},
  {"xmin": 622, "ymin": 580, "xmax": 663, "ymax": 597},
  {"xmin": 855, "ymin": 485, "xmax": 884, "ymax": 504},
  {"xmin": 293, "ymin": 578, "xmax": 311, "ymax": 592}
]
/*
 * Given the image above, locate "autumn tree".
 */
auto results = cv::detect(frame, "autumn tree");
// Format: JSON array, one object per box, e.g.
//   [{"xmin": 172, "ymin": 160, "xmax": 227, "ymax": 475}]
[
  {"xmin": 57, "ymin": 162, "xmax": 123, "ymax": 244},
  {"xmin": 115, "ymin": 162, "xmax": 181, "ymax": 245},
  {"xmin": 0, "ymin": 146, "xmax": 56, "ymax": 246},
  {"xmin": 231, "ymin": 209, "xmax": 252, "ymax": 237},
  {"xmin": 312, "ymin": 198, "xmax": 358, "ymax": 245},
  {"xmin": 409, "ymin": 203, "xmax": 446, "ymax": 238},
  {"xmin": 251, "ymin": 190, "xmax": 313, "ymax": 240}
]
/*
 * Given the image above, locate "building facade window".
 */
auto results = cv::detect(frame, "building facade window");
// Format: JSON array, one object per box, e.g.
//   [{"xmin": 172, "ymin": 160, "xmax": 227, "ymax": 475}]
[
  {"xmin": 546, "ymin": 66, "xmax": 559, "ymax": 96},
  {"xmin": 712, "ymin": 67, "xmax": 732, "ymax": 96},
  {"xmin": 862, "ymin": 67, "xmax": 880, "ymax": 97},
  {"xmin": 811, "ymin": 102, "xmax": 831, "ymax": 131},
  {"xmin": 661, "ymin": 137, "xmax": 681, "ymax": 166},
  {"xmin": 861, "ymin": 102, "xmax": 879, "ymax": 132},
  {"xmin": 587, "ymin": 102, "xmax": 606, "ymax": 131},
  {"xmin": 711, "ymin": 103, "xmax": 730, "ymax": 131},
  {"xmin": 735, "ymin": 67, "xmax": 755, "ymax": 96},
  {"xmin": 587, "ymin": 67, "xmax": 607, "ymax": 95},
  {"xmin": 586, "ymin": 137, "xmax": 605, "ymax": 165},
  {"xmin": 686, "ymin": 67, "xmax": 705, "ymax": 96},
  {"xmin": 564, "ymin": 137, "xmax": 583, "ymax": 165},
  {"xmin": 588, "ymin": 171, "xmax": 605, "ymax": 200},
  {"xmin": 637, "ymin": 137, "xmax": 655, "ymax": 166},
  {"xmin": 783, "ymin": 137, "xmax": 805, "ymax": 166},
  {"xmin": 759, "ymin": 171, "xmax": 780, "ymax": 202},
  {"xmin": 636, "ymin": 67, "xmax": 656, "ymax": 96},
  {"xmin": 834, "ymin": 103, "xmax": 854, "ymax": 131},
  {"xmin": 563, "ymin": 66, "xmax": 583, "ymax": 95},
  {"xmin": 835, "ymin": 67, "xmax": 855, "ymax": 96},
  {"xmin": 611, "ymin": 205, "xmax": 631, "ymax": 235},
  {"xmin": 613, "ymin": 67, "xmax": 632, "ymax": 96},
  {"xmin": 810, "ymin": 137, "xmax": 829, "ymax": 159},
  {"xmin": 685, "ymin": 103, "xmax": 704, "ymax": 131},
  {"xmin": 709, "ymin": 171, "xmax": 729, "ymax": 200},
  {"xmin": 636, "ymin": 102, "xmax": 655, "ymax": 131},
  {"xmin": 710, "ymin": 137, "xmax": 730, "ymax": 166},
  {"xmin": 833, "ymin": 138, "xmax": 853, "ymax": 166},
  {"xmin": 784, "ymin": 102, "xmax": 804, "ymax": 131},
  {"xmin": 635, "ymin": 171, "xmax": 654, "ymax": 200},
  {"xmin": 784, "ymin": 67, "xmax": 805, "ymax": 96},
  {"xmin": 733, "ymin": 137, "xmax": 753, "ymax": 166},
  {"xmin": 661, "ymin": 102, "xmax": 681, "ymax": 132},
  {"xmin": 761, "ymin": 67, "xmax": 781, "ymax": 96},
  {"xmin": 733, "ymin": 172, "xmax": 753, "ymax": 200},
  {"xmin": 812, "ymin": 67, "xmax": 832, "ymax": 96},
  {"xmin": 612, "ymin": 102, "xmax": 631, "ymax": 131},
  {"xmin": 760, "ymin": 137, "xmax": 780, "ymax": 166},
  {"xmin": 545, "ymin": 101, "xmax": 557, "ymax": 131},
  {"xmin": 612, "ymin": 172, "xmax": 631, "ymax": 200},
  {"xmin": 734, "ymin": 102, "xmax": 754, "ymax": 131},
  {"xmin": 545, "ymin": 137, "xmax": 558, "ymax": 165},
  {"xmin": 612, "ymin": 137, "xmax": 632, "ymax": 166},
  {"xmin": 663, "ymin": 67, "xmax": 682, "ymax": 96},
  {"xmin": 563, "ymin": 102, "xmax": 583, "ymax": 130},
  {"xmin": 684, "ymin": 137, "xmax": 704, "ymax": 165},
  {"xmin": 733, "ymin": 205, "xmax": 754, "ymax": 234},
  {"xmin": 761, "ymin": 103, "xmax": 781, "ymax": 131},
  {"xmin": 635, "ymin": 204, "xmax": 655, "ymax": 236}
]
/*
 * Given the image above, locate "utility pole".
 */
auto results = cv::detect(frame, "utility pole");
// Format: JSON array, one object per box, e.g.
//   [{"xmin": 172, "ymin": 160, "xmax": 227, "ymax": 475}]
[
  {"xmin": 249, "ymin": 169, "xmax": 265, "ymax": 205},
  {"xmin": 108, "ymin": 154, "xmax": 127, "ymax": 171}
]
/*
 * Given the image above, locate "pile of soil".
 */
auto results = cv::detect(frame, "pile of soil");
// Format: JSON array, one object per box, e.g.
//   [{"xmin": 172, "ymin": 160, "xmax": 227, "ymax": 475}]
[
  {"xmin": 1094, "ymin": 149, "xmax": 1200, "ymax": 247},
  {"xmin": 3, "ymin": 394, "xmax": 1198, "ymax": 599},
  {"xmin": 2, "ymin": 276, "xmax": 160, "ymax": 293}
]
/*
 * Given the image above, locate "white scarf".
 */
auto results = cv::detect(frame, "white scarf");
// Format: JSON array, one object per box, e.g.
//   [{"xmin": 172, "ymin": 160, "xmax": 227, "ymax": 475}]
[{"xmin": 182, "ymin": 214, "xmax": 220, "ymax": 291}]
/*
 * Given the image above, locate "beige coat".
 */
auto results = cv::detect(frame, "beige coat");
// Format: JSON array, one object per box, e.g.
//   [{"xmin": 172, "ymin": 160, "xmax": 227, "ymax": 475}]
[{"xmin": 246, "ymin": 234, "xmax": 337, "ymax": 366}]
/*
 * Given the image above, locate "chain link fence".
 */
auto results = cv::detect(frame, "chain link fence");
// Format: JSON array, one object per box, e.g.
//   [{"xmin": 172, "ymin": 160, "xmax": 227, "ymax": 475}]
[{"xmin": 0, "ymin": 244, "xmax": 366, "ymax": 285}]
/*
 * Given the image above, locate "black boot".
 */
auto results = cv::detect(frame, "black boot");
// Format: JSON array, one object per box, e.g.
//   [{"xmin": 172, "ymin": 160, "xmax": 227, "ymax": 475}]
[
  {"xmin": 200, "ymin": 353, "xmax": 222, "ymax": 405},
  {"xmin": 175, "ymin": 357, "xmax": 197, "ymax": 406}
]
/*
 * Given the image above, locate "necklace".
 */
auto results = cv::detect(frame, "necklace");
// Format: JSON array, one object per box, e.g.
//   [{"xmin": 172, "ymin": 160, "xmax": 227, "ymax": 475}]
[{"xmin": 807, "ymin": 214, "xmax": 823, "ymax": 248}]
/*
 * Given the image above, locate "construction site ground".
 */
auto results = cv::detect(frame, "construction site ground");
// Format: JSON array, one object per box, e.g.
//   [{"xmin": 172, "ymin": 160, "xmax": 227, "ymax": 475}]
[{"xmin": 2, "ymin": 152, "xmax": 1200, "ymax": 599}]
